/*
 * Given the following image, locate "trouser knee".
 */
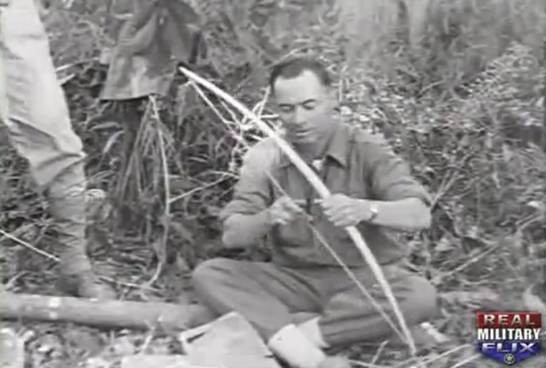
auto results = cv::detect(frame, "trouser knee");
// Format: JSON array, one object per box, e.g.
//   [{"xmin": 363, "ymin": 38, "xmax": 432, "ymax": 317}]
[
  {"xmin": 191, "ymin": 258, "xmax": 238, "ymax": 293},
  {"xmin": 411, "ymin": 279, "xmax": 439, "ymax": 322}
]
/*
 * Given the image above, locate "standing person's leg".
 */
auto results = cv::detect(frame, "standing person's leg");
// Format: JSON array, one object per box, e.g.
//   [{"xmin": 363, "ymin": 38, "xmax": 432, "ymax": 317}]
[{"xmin": 0, "ymin": 0, "xmax": 114, "ymax": 299}]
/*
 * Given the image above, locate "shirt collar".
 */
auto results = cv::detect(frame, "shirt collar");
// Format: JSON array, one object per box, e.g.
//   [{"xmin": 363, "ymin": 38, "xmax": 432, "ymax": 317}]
[{"xmin": 279, "ymin": 122, "xmax": 350, "ymax": 169}]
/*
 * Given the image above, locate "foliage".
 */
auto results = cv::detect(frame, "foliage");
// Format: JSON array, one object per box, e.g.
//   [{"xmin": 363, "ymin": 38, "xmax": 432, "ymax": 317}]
[{"xmin": 1, "ymin": 0, "xmax": 545, "ymax": 366}]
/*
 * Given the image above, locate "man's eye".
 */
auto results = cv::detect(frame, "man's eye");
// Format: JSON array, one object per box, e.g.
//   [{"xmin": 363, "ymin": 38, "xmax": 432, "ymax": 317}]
[
  {"xmin": 279, "ymin": 106, "xmax": 294, "ymax": 113},
  {"xmin": 302, "ymin": 103, "xmax": 316, "ymax": 110}
]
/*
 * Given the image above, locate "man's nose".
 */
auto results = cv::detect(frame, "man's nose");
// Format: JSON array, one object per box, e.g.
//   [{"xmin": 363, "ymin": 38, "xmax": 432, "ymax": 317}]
[{"xmin": 291, "ymin": 107, "xmax": 306, "ymax": 127}]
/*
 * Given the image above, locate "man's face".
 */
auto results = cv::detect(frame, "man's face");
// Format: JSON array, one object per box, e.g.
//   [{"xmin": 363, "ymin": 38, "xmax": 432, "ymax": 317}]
[{"xmin": 272, "ymin": 70, "xmax": 335, "ymax": 145}]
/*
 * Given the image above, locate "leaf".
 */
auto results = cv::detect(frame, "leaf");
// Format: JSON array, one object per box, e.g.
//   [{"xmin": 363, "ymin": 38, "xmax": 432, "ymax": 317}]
[
  {"xmin": 440, "ymin": 288, "xmax": 501, "ymax": 309},
  {"xmin": 523, "ymin": 285, "xmax": 546, "ymax": 315},
  {"xmin": 161, "ymin": 214, "xmax": 195, "ymax": 243},
  {"xmin": 161, "ymin": 0, "xmax": 201, "ymax": 61},
  {"xmin": 150, "ymin": 238, "xmax": 167, "ymax": 266},
  {"xmin": 101, "ymin": 1, "xmax": 201, "ymax": 100},
  {"xmin": 335, "ymin": 0, "xmax": 400, "ymax": 66},
  {"xmin": 121, "ymin": 355, "xmax": 190, "ymax": 368},
  {"xmin": 102, "ymin": 130, "xmax": 124, "ymax": 155},
  {"xmin": 100, "ymin": 45, "xmax": 174, "ymax": 100},
  {"xmin": 118, "ymin": 12, "xmax": 160, "ymax": 56},
  {"xmin": 83, "ymin": 357, "xmax": 113, "ymax": 368},
  {"xmin": 64, "ymin": 329, "xmax": 103, "ymax": 356},
  {"xmin": 435, "ymin": 235, "xmax": 456, "ymax": 253},
  {"xmin": 111, "ymin": 0, "xmax": 134, "ymax": 16},
  {"xmin": 527, "ymin": 200, "xmax": 544, "ymax": 212},
  {"xmin": 110, "ymin": 335, "xmax": 136, "ymax": 356},
  {"xmin": 176, "ymin": 83, "xmax": 193, "ymax": 126},
  {"xmin": 36, "ymin": 333, "xmax": 63, "ymax": 355},
  {"xmin": 90, "ymin": 121, "xmax": 122, "ymax": 131}
]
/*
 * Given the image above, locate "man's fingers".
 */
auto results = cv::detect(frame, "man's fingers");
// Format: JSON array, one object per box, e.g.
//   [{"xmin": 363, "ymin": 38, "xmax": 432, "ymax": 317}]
[
  {"xmin": 274, "ymin": 211, "xmax": 295, "ymax": 225},
  {"xmin": 335, "ymin": 220, "xmax": 353, "ymax": 228},
  {"xmin": 325, "ymin": 208, "xmax": 359, "ymax": 227},
  {"xmin": 332, "ymin": 216, "xmax": 356, "ymax": 227},
  {"xmin": 321, "ymin": 200, "xmax": 351, "ymax": 212},
  {"xmin": 328, "ymin": 212, "xmax": 346, "ymax": 224},
  {"xmin": 324, "ymin": 207, "xmax": 350, "ymax": 218},
  {"xmin": 282, "ymin": 199, "xmax": 304, "ymax": 214}
]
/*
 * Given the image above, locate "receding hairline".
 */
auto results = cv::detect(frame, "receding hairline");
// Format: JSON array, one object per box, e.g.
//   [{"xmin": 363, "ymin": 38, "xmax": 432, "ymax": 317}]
[
  {"xmin": 271, "ymin": 70, "xmax": 329, "ymax": 93},
  {"xmin": 269, "ymin": 57, "xmax": 331, "ymax": 93}
]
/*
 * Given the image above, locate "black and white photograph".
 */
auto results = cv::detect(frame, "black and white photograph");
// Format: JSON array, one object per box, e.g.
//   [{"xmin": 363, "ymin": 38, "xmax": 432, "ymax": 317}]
[{"xmin": 0, "ymin": 0, "xmax": 545, "ymax": 367}]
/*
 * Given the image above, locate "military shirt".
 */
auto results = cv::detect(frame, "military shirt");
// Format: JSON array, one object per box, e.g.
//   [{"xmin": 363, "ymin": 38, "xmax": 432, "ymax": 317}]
[{"xmin": 220, "ymin": 122, "xmax": 431, "ymax": 268}]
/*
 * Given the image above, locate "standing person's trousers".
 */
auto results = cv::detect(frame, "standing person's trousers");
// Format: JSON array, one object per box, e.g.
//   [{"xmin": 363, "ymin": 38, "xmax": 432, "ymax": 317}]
[
  {"xmin": 192, "ymin": 258, "xmax": 438, "ymax": 348},
  {"xmin": 0, "ymin": 0, "xmax": 91, "ymax": 275},
  {"xmin": 0, "ymin": 0, "xmax": 84, "ymax": 188}
]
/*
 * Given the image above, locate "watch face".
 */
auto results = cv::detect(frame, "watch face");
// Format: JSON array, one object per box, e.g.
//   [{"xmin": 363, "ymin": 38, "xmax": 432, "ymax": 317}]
[{"xmin": 368, "ymin": 203, "xmax": 379, "ymax": 222}]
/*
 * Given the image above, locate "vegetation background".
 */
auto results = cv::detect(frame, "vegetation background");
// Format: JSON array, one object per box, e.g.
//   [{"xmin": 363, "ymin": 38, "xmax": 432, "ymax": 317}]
[{"xmin": 0, "ymin": 0, "xmax": 545, "ymax": 367}]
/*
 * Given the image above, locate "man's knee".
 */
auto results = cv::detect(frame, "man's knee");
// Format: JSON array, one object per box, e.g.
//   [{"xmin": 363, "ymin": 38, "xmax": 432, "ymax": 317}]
[
  {"xmin": 406, "ymin": 276, "xmax": 438, "ymax": 322},
  {"xmin": 191, "ymin": 258, "xmax": 240, "ymax": 291}
]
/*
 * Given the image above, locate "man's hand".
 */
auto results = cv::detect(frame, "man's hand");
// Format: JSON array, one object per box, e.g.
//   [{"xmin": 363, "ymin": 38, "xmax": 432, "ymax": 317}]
[
  {"xmin": 321, "ymin": 194, "xmax": 371, "ymax": 228},
  {"xmin": 267, "ymin": 196, "xmax": 305, "ymax": 226}
]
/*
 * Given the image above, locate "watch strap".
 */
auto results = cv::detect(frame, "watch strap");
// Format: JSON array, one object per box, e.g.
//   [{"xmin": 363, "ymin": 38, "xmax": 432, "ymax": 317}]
[{"xmin": 368, "ymin": 202, "xmax": 379, "ymax": 223}]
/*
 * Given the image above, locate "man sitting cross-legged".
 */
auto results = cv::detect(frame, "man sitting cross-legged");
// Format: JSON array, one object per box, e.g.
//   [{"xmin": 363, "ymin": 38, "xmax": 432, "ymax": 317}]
[{"xmin": 192, "ymin": 57, "xmax": 439, "ymax": 368}]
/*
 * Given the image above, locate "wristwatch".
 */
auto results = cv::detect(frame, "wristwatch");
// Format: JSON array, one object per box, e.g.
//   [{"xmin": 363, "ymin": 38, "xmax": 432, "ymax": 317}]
[{"xmin": 367, "ymin": 202, "xmax": 379, "ymax": 223}]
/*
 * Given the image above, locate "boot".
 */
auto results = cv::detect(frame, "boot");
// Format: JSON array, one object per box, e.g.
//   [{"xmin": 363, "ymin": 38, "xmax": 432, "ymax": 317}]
[
  {"xmin": 47, "ymin": 163, "xmax": 115, "ymax": 300},
  {"xmin": 57, "ymin": 271, "xmax": 115, "ymax": 300},
  {"xmin": 298, "ymin": 316, "xmax": 329, "ymax": 349},
  {"xmin": 268, "ymin": 324, "xmax": 349, "ymax": 368}
]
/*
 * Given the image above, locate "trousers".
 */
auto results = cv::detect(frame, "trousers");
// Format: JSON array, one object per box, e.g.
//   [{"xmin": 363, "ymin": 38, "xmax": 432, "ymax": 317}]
[
  {"xmin": 0, "ymin": 0, "xmax": 91, "ymax": 274},
  {"xmin": 192, "ymin": 257, "xmax": 438, "ymax": 348},
  {"xmin": 0, "ymin": 0, "xmax": 84, "ymax": 189}
]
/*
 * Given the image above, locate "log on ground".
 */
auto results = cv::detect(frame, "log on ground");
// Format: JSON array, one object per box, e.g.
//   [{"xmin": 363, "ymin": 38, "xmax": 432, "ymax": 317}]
[{"xmin": 0, "ymin": 292, "xmax": 215, "ymax": 331}]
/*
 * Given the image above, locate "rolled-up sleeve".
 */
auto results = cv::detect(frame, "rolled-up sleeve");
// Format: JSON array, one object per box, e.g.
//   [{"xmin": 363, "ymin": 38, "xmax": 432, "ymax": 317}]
[
  {"xmin": 219, "ymin": 145, "xmax": 274, "ymax": 222},
  {"xmin": 362, "ymin": 134, "xmax": 432, "ymax": 206}
]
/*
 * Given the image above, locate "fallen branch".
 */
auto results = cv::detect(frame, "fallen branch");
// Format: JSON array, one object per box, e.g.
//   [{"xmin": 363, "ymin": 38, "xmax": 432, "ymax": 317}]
[
  {"xmin": 0, "ymin": 292, "xmax": 214, "ymax": 331},
  {"xmin": 178, "ymin": 66, "xmax": 417, "ymax": 354}
]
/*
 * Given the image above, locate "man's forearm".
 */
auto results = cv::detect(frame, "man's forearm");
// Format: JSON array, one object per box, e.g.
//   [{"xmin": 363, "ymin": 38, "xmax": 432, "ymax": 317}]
[
  {"xmin": 222, "ymin": 210, "xmax": 272, "ymax": 248},
  {"xmin": 359, "ymin": 197, "xmax": 431, "ymax": 231}
]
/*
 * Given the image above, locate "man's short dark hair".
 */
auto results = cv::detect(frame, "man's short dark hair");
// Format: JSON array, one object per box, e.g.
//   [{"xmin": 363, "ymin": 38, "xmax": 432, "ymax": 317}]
[{"xmin": 269, "ymin": 57, "xmax": 331, "ymax": 92}]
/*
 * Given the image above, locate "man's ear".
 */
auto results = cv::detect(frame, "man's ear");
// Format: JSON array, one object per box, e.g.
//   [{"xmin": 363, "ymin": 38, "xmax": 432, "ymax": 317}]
[{"xmin": 327, "ymin": 89, "xmax": 338, "ymax": 110}]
